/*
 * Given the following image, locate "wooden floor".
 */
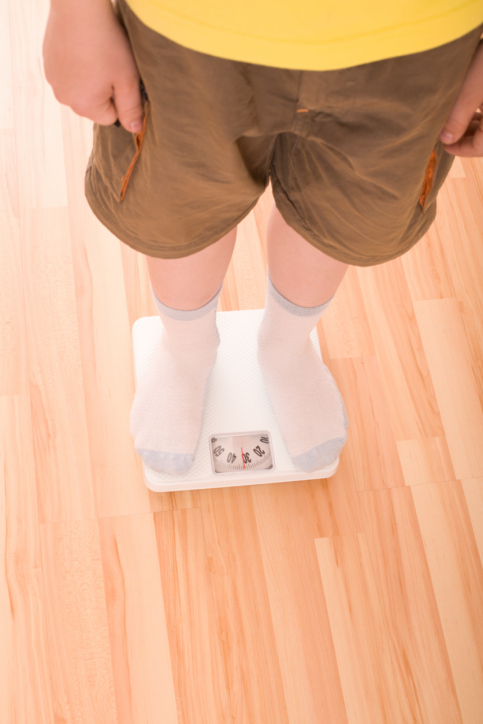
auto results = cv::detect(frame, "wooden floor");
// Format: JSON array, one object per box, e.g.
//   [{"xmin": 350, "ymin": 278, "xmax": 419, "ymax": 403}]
[{"xmin": 2, "ymin": 2, "xmax": 483, "ymax": 722}]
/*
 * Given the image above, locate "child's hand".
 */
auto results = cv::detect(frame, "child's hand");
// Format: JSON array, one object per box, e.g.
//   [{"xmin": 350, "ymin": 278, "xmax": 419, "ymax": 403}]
[
  {"xmin": 439, "ymin": 39, "xmax": 483, "ymax": 157},
  {"xmin": 43, "ymin": 0, "xmax": 144, "ymax": 134}
]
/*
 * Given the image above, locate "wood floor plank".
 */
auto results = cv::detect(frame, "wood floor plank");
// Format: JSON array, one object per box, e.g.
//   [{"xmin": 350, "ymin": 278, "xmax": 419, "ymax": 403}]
[
  {"xmin": 199, "ymin": 486, "xmax": 290, "ymax": 724},
  {"xmin": 10, "ymin": 0, "xmax": 67, "ymax": 210},
  {"xmin": 40, "ymin": 518, "xmax": 118, "ymax": 722},
  {"xmin": 99, "ymin": 513, "xmax": 178, "ymax": 724},
  {"xmin": 0, "ymin": 0, "xmax": 13, "ymax": 130},
  {"xmin": 22, "ymin": 207, "xmax": 96, "ymax": 523},
  {"xmin": 154, "ymin": 507, "xmax": 231, "ymax": 723},
  {"xmin": 0, "ymin": 128, "xmax": 25, "ymax": 396},
  {"xmin": 357, "ymin": 258, "xmax": 445, "ymax": 441},
  {"xmin": 0, "ymin": 395, "xmax": 54, "ymax": 724},
  {"xmin": 462, "ymin": 478, "xmax": 483, "ymax": 566},
  {"xmin": 414, "ymin": 298, "xmax": 483, "ymax": 479},
  {"xmin": 435, "ymin": 175, "xmax": 483, "ymax": 391},
  {"xmin": 412, "ymin": 480, "xmax": 483, "ymax": 724},
  {"xmin": 321, "ymin": 266, "xmax": 375, "ymax": 359},
  {"xmin": 1, "ymin": 119, "xmax": 53, "ymax": 722},
  {"xmin": 251, "ymin": 468, "xmax": 363, "ymax": 723},
  {"xmin": 448, "ymin": 156, "xmax": 466, "ymax": 178},
  {"xmin": 401, "ymin": 223, "xmax": 455, "ymax": 302},
  {"xmin": 315, "ymin": 533, "xmax": 409, "ymax": 724},
  {"xmin": 396, "ymin": 437, "xmax": 455, "ymax": 486},
  {"xmin": 333, "ymin": 356, "xmax": 405, "ymax": 491},
  {"xmin": 359, "ymin": 487, "xmax": 462, "ymax": 723},
  {"xmin": 8, "ymin": 0, "xmax": 49, "ymax": 87}
]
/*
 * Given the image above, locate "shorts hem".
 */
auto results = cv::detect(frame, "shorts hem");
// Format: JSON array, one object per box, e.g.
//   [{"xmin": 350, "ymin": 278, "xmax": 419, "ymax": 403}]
[
  {"xmin": 85, "ymin": 162, "xmax": 262, "ymax": 259},
  {"xmin": 270, "ymin": 164, "xmax": 435, "ymax": 268}
]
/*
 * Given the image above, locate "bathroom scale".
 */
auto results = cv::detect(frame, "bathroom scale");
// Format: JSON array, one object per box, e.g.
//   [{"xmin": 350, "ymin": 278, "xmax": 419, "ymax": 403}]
[{"xmin": 131, "ymin": 309, "xmax": 339, "ymax": 492}]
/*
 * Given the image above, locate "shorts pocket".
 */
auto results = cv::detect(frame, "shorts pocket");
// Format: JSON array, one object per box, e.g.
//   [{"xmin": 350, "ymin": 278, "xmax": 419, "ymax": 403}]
[
  {"xmin": 118, "ymin": 99, "xmax": 150, "ymax": 202},
  {"xmin": 89, "ymin": 82, "xmax": 150, "ymax": 205},
  {"xmin": 419, "ymin": 149, "xmax": 438, "ymax": 211}
]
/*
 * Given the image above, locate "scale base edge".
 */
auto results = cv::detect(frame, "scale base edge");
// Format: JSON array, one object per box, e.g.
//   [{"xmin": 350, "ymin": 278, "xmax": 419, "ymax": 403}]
[{"xmin": 133, "ymin": 309, "xmax": 342, "ymax": 492}]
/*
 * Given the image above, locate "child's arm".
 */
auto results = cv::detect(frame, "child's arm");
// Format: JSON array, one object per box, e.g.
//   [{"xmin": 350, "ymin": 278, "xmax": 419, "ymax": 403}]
[
  {"xmin": 43, "ymin": 0, "xmax": 144, "ymax": 133},
  {"xmin": 440, "ymin": 39, "xmax": 483, "ymax": 157}
]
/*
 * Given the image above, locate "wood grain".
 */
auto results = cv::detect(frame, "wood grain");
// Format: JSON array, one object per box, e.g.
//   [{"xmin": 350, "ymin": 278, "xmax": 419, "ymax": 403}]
[
  {"xmin": 40, "ymin": 519, "xmax": 118, "ymax": 722},
  {"xmin": 154, "ymin": 508, "xmax": 231, "ymax": 723},
  {"xmin": 412, "ymin": 480, "xmax": 483, "ymax": 724},
  {"xmin": 99, "ymin": 513, "xmax": 178, "ymax": 723},
  {"xmin": 414, "ymin": 298, "xmax": 483, "ymax": 479},
  {"xmin": 0, "ymin": 395, "xmax": 54, "ymax": 723},
  {"xmin": 359, "ymin": 487, "xmax": 462, "ymax": 723},
  {"xmin": 315, "ymin": 533, "xmax": 407, "ymax": 723}
]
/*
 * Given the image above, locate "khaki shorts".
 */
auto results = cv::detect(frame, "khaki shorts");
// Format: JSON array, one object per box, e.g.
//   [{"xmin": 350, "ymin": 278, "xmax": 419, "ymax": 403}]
[{"xmin": 85, "ymin": 0, "xmax": 482, "ymax": 265}]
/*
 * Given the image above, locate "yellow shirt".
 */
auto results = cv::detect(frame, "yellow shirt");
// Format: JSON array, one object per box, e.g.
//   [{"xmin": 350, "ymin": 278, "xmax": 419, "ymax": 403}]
[{"xmin": 125, "ymin": 0, "xmax": 483, "ymax": 70}]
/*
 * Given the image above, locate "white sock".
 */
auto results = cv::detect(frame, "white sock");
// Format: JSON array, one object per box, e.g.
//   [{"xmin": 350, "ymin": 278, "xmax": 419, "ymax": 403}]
[
  {"xmin": 257, "ymin": 271, "xmax": 348, "ymax": 472},
  {"xmin": 129, "ymin": 284, "xmax": 222, "ymax": 476}
]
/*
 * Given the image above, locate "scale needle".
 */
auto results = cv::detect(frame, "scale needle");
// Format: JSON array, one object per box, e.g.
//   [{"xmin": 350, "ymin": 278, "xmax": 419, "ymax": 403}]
[{"xmin": 241, "ymin": 447, "xmax": 245, "ymax": 469}]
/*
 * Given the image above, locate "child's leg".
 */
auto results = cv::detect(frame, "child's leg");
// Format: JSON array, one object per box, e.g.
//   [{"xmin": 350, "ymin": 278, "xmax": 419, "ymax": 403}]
[
  {"xmin": 130, "ymin": 227, "xmax": 237, "ymax": 476},
  {"xmin": 146, "ymin": 226, "xmax": 237, "ymax": 310},
  {"xmin": 130, "ymin": 203, "xmax": 350, "ymax": 478},
  {"xmin": 266, "ymin": 203, "xmax": 349, "ymax": 305},
  {"xmin": 257, "ymin": 203, "xmax": 349, "ymax": 472}
]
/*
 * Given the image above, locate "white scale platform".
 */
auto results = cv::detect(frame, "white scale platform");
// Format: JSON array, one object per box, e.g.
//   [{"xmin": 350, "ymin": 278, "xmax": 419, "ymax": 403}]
[{"xmin": 132, "ymin": 309, "xmax": 339, "ymax": 492}]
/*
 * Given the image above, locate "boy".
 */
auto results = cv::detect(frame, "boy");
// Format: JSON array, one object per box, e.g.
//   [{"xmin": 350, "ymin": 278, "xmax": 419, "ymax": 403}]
[{"xmin": 43, "ymin": 0, "xmax": 483, "ymax": 475}]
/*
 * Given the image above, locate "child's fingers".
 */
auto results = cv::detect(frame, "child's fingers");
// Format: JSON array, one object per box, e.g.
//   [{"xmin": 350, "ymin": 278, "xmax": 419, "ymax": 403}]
[
  {"xmin": 439, "ymin": 40, "xmax": 483, "ymax": 148},
  {"xmin": 68, "ymin": 95, "xmax": 118, "ymax": 126},
  {"xmin": 112, "ymin": 76, "xmax": 144, "ymax": 133},
  {"xmin": 442, "ymin": 115, "xmax": 483, "ymax": 157}
]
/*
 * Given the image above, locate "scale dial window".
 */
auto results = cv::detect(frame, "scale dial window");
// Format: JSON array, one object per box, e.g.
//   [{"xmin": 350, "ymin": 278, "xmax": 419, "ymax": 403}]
[{"xmin": 210, "ymin": 431, "xmax": 273, "ymax": 474}]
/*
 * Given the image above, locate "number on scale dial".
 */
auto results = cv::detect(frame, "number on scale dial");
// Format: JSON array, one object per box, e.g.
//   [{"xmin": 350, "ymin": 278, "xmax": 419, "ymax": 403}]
[{"xmin": 210, "ymin": 432, "xmax": 273, "ymax": 473}]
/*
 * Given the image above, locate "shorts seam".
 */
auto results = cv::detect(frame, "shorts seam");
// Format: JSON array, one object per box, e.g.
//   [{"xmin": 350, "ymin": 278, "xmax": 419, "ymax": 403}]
[{"xmin": 270, "ymin": 161, "xmax": 323, "ymax": 243}]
